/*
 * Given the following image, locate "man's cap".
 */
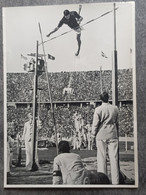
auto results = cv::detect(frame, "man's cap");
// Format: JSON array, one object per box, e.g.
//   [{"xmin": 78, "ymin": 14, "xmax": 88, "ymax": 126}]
[{"xmin": 64, "ymin": 10, "xmax": 70, "ymax": 16}]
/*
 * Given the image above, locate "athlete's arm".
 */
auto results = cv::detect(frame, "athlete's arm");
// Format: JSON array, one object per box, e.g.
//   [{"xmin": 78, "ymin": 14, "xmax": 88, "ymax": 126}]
[
  {"xmin": 46, "ymin": 26, "xmax": 59, "ymax": 37},
  {"xmin": 73, "ymin": 11, "xmax": 83, "ymax": 24},
  {"xmin": 78, "ymin": 16, "xmax": 83, "ymax": 24}
]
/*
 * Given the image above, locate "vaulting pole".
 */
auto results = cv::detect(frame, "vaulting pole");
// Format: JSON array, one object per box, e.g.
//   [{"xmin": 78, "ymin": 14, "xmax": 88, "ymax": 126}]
[
  {"xmin": 38, "ymin": 23, "xmax": 58, "ymax": 155},
  {"xmin": 78, "ymin": 4, "xmax": 82, "ymax": 15}
]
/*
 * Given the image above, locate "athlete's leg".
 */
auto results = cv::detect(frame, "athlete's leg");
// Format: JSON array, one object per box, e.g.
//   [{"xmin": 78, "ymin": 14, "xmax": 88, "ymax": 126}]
[
  {"xmin": 74, "ymin": 27, "xmax": 82, "ymax": 56},
  {"xmin": 75, "ymin": 33, "xmax": 81, "ymax": 56}
]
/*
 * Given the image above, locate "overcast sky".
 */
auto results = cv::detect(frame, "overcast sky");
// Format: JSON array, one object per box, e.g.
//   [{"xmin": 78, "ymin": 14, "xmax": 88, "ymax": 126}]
[{"xmin": 3, "ymin": 2, "xmax": 135, "ymax": 73}]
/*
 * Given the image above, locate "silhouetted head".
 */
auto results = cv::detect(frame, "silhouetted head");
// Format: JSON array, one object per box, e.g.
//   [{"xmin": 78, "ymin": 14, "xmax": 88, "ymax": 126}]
[
  {"xmin": 100, "ymin": 91, "xmax": 109, "ymax": 103},
  {"xmin": 64, "ymin": 10, "xmax": 70, "ymax": 19},
  {"xmin": 64, "ymin": 9, "xmax": 70, "ymax": 16},
  {"xmin": 58, "ymin": 140, "xmax": 70, "ymax": 153}
]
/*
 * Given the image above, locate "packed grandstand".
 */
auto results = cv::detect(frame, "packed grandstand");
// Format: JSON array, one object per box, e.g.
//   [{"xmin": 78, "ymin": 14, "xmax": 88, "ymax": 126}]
[{"xmin": 7, "ymin": 69, "xmax": 133, "ymax": 144}]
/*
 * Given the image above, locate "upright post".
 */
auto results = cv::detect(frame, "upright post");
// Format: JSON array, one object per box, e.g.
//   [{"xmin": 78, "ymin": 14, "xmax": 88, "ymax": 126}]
[
  {"xmin": 112, "ymin": 3, "xmax": 118, "ymax": 106},
  {"xmin": 100, "ymin": 66, "xmax": 103, "ymax": 93},
  {"xmin": 31, "ymin": 41, "xmax": 39, "ymax": 171},
  {"xmin": 112, "ymin": 4, "xmax": 121, "ymax": 182}
]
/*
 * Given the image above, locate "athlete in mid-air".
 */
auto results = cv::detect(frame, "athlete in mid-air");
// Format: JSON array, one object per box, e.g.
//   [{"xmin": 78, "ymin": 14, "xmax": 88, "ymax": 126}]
[{"xmin": 46, "ymin": 9, "xmax": 83, "ymax": 56}]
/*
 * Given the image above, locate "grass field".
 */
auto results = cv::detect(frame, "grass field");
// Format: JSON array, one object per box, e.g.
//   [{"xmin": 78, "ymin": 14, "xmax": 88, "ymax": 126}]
[
  {"xmin": 7, "ymin": 141, "xmax": 135, "ymax": 185},
  {"xmin": 18, "ymin": 141, "xmax": 134, "ymax": 163}
]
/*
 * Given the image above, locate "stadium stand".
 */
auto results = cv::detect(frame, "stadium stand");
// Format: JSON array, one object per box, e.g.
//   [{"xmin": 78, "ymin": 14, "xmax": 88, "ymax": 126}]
[{"xmin": 7, "ymin": 69, "xmax": 133, "ymax": 140}]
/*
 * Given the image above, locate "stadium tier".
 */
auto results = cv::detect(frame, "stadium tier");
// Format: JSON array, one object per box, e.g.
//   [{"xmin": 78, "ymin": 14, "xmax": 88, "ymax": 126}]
[
  {"xmin": 7, "ymin": 69, "xmax": 132, "ymax": 102},
  {"xmin": 7, "ymin": 69, "xmax": 133, "ymax": 138}
]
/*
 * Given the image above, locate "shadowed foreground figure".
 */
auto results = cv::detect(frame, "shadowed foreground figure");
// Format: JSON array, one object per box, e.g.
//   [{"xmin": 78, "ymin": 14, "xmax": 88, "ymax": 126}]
[{"xmin": 52, "ymin": 140, "xmax": 110, "ymax": 185}]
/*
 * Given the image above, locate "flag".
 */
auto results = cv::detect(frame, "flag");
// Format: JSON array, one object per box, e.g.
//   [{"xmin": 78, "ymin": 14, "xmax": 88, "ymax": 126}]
[
  {"xmin": 21, "ymin": 54, "xmax": 27, "ymax": 60},
  {"xmin": 27, "ymin": 53, "xmax": 36, "ymax": 57},
  {"xmin": 48, "ymin": 54, "xmax": 55, "ymax": 60},
  {"xmin": 27, "ymin": 53, "xmax": 46, "ymax": 57},
  {"xmin": 101, "ymin": 51, "xmax": 108, "ymax": 58}
]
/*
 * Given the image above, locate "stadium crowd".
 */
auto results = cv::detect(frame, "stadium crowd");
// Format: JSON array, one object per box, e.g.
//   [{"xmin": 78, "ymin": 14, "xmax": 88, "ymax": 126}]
[
  {"xmin": 7, "ymin": 103, "xmax": 133, "ymax": 144},
  {"xmin": 7, "ymin": 69, "xmax": 133, "ymax": 149},
  {"xmin": 7, "ymin": 69, "xmax": 132, "ymax": 102}
]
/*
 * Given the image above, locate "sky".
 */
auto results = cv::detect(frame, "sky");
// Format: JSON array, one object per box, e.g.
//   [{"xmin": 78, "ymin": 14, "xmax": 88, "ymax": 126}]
[{"xmin": 3, "ymin": 2, "xmax": 135, "ymax": 73}]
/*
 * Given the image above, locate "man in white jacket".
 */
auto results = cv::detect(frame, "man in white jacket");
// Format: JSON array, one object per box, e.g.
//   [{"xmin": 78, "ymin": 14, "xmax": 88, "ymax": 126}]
[
  {"xmin": 92, "ymin": 91, "xmax": 119, "ymax": 185},
  {"xmin": 22, "ymin": 113, "xmax": 39, "ymax": 170}
]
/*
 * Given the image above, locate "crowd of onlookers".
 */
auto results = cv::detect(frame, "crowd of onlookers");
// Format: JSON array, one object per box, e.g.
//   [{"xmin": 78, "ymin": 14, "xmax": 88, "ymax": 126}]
[
  {"xmin": 7, "ymin": 69, "xmax": 133, "ymax": 102},
  {"xmin": 7, "ymin": 102, "xmax": 133, "ymax": 141},
  {"xmin": 7, "ymin": 68, "xmax": 133, "ymax": 144},
  {"xmin": 7, "ymin": 73, "xmax": 33, "ymax": 102},
  {"xmin": 118, "ymin": 103, "xmax": 133, "ymax": 137}
]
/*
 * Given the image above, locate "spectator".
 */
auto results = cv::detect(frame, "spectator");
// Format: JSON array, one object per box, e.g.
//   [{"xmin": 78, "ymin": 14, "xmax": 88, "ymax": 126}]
[
  {"xmin": 73, "ymin": 132, "xmax": 80, "ymax": 150},
  {"xmin": 85, "ymin": 123, "xmax": 93, "ymax": 150},
  {"xmin": 7, "ymin": 135, "xmax": 11, "ymax": 176},
  {"xmin": 53, "ymin": 140, "xmax": 110, "ymax": 185},
  {"xmin": 53, "ymin": 140, "xmax": 87, "ymax": 184},
  {"xmin": 57, "ymin": 132, "xmax": 62, "ymax": 143},
  {"xmin": 7, "ymin": 133, "xmax": 15, "ymax": 169},
  {"xmin": 22, "ymin": 113, "xmax": 39, "ymax": 170}
]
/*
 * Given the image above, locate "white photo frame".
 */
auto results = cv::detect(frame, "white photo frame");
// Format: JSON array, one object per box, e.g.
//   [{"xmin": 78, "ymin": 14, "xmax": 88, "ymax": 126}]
[{"xmin": 3, "ymin": 1, "xmax": 137, "ymax": 188}]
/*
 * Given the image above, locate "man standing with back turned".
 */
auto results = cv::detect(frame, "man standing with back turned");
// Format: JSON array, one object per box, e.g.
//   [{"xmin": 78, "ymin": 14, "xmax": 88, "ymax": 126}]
[
  {"xmin": 46, "ymin": 9, "xmax": 83, "ymax": 56},
  {"xmin": 92, "ymin": 92, "xmax": 119, "ymax": 184}
]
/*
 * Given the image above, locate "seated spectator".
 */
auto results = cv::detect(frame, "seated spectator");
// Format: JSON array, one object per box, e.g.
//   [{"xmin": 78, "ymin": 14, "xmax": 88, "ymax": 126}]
[
  {"xmin": 53, "ymin": 140, "xmax": 110, "ymax": 185},
  {"xmin": 7, "ymin": 135, "xmax": 11, "ymax": 176},
  {"xmin": 53, "ymin": 140, "xmax": 86, "ymax": 184}
]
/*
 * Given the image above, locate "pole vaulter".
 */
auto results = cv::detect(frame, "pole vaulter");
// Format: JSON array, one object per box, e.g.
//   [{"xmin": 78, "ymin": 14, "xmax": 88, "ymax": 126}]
[
  {"xmin": 42, "ymin": 6, "xmax": 118, "ymax": 49},
  {"xmin": 46, "ymin": 5, "xmax": 83, "ymax": 56},
  {"xmin": 38, "ymin": 22, "xmax": 59, "ymax": 155}
]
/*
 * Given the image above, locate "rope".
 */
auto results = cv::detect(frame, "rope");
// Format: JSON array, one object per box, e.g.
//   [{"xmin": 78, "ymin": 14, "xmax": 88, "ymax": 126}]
[{"xmin": 41, "ymin": 7, "xmax": 118, "ymax": 45}]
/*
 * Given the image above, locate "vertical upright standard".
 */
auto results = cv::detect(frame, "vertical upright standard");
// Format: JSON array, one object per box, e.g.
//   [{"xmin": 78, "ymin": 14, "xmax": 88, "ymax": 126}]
[
  {"xmin": 100, "ymin": 66, "xmax": 103, "ymax": 94},
  {"xmin": 31, "ymin": 41, "xmax": 39, "ymax": 171},
  {"xmin": 112, "ymin": 3, "xmax": 118, "ymax": 106}
]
